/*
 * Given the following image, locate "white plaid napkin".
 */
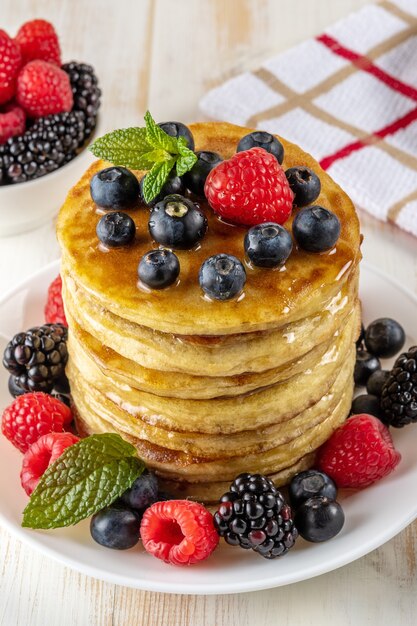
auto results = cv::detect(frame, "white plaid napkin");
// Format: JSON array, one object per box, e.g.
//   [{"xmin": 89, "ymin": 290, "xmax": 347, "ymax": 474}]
[{"xmin": 200, "ymin": 0, "xmax": 417, "ymax": 237}]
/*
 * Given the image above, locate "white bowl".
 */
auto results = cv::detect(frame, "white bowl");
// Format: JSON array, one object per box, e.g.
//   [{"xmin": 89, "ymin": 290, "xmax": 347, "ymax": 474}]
[{"xmin": 0, "ymin": 119, "xmax": 101, "ymax": 237}]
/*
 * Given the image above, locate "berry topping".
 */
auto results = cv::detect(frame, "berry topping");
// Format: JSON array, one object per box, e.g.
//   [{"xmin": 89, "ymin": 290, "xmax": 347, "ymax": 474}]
[
  {"xmin": 140, "ymin": 500, "xmax": 219, "ymax": 565},
  {"xmin": 199, "ymin": 254, "xmax": 246, "ymax": 301},
  {"xmin": 354, "ymin": 350, "xmax": 381, "ymax": 386},
  {"xmin": 148, "ymin": 194, "xmax": 208, "ymax": 249},
  {"xmin": 158, "ymin": 121, "xmax": 195, "ymax": 151},
  {"xmin": 15, "ymin": 19, "xmax": 61, "ymax": 66},
  {"xmin": 90, "ymin": 166, "xmax": 139, "ymax": 210},
  {"xmin": 138, "ymin": 249, "xmax": 180, "ymax": 290},
  {"xmin": 317, "ymin": 414, "xmax": 401, "ymax": 488},
  {"xmin": 204, "ymin": 147, "xmax": 294, "ymax": 227},
  {"xmin": 381, "ymin": 346, "xmax": 417, "ymax": 427},
  {"xmin": 285, "ymin": 166, "xmax": 321, "ymax": 207},
  {"xmin": 20, "ymin": 431, "xmax": 79, "ymax": 495},
  {"xmin": 16, "ymin": 60, "xmax": 73, "ymax": 118},
  {"xmin": 214, "ymin": 473, "xmax": 298, "ymax": 559},
  {"xmin": 96, "ymin": 211, "xmax": 136, "ymax": 247},
  {"xmin": 1, "ymin": 392, "xmax": 72, "ymax": 453},
  {"xmin": 140, "ymin": 171, "xmax": 184, "ymax": 206},
  {"xmin": 121, "ymin": 470, "xmax": 159, "ymax": 511},
  {"xmin": 0, "ymin": 102, "xmax": 26, "ymax": 144},
  {"xmin": 351, "ymin": 394, "xmax": 386, "ymax": 423},
  {"xmin": 0, "ymin": 30, "xmax": 22, "ymax": 105},
  {"xmin": 62, "ymin": 62, "xmax": 101, "ymax": 136},
  {"xmin": 45, "ymin": 274, "xmax": 67, "ymax": 326},
  {"xmin": 183, "ymin": 150, "xmax": 223, "ymax": 196},
  {"xmin": 237, "ymin": 131, "xmax": 284, "ymax": 165},
  {"xmin": 364, "ymin": 318, "xmax": 406, "ymax": 358},
  {"xmin": 294, "ymin": 496, "xmax": 344, "ymax": 543},
  {"xmin": 2, "ymin": 324, "xmax": 68, "ymax": 393},
  {"xmin": 292, "ymin": 206, "xmax": 340, "ymax": 253},
  {"xmin": 90, "ymin": 504, "xmax": 141, "ymax": 550},
  {"xmin": 288, "ymin": 470, "xmax": 337, "ymax": 510},
  {"xmin": 366, "ymin": 369, "xmax": 390, "ymax": 397},
  {"xmin": 244, "ymin": 222, "xmax": 293, "ymax": 268}
]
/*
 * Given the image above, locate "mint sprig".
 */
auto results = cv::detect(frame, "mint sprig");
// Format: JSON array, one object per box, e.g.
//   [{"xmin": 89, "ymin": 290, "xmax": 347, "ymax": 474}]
[
  {"xmin": 90, "ymin": 111, "xmax": 197, "ymax": 203},
  {"xmin": 22, "ymin": 434, "xmax": 144, "ymax": 529}
]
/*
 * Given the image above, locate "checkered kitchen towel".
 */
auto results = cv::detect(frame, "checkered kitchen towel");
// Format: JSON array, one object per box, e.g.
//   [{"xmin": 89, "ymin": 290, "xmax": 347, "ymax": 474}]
[{"xmin": 200, "ymin": 0, "xmax": 417, "ymax": 237}]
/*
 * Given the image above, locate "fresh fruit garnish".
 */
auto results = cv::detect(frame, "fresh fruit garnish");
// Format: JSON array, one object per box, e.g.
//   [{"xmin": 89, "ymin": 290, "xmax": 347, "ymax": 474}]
[
  {"xmin": 0, "ymin": 102, "xmax": 26, "ymax": 144},
  {"xmin": 158, "ymin": 121, "xmax": 195, "ymax": 150},
  {"xmin": 2, "ymin": 324, "xmax": 68, "ymax": 394},
  {"xmin": 45, "ymin": 274, "xmax": 67, "ymax": 326},
  {"xmin": 354, "ymin": 350, "xmax": 381, "ymax": 386},
  {"xmin": 90, "ymin": 504, "xmax": 141, "ymax": 550},
  {"xmin": 90, "ymin": 166, "xmax": 140, "ymax": 210},
  {"xmin": 237, "ymin": 131, "xmax": 284, "ymax": 164},
  {"xmin": 121, "ymin": 469, "xmax": 159, "ymax": 511},
  {"xmin": 214, "ymin": 473, "xmax": 298, "ymax": 559},
  {"xmin": 381, "ymin": 346, "xmax": 417, "ymax": 427},
  {"xmin": 183, "ymin": 150, "xmax": 223, "ymax": 196},
  {"xmin": 317, "ymin": 414, "xmax": 401, "ymax": 488},
  {"xmin": 21, "ymin": 431, "xmax": 79, "ymax": 495},
  {"xmin": 204, "ymin": 147, "xmax": 293, "ymax": 227},
  {"xmin": 0, "ymin": 29, "xmax": 22, "ymax": 105},
  {"xmin": 199, "ymin": 254, "xmax": 246, "ymax": 301},
  {"xmin": 285, "ymin": 166, "xmax": 321, "ymax": 207},
  {"xmin": 96, "ymin": 211, "xmax": 136, "ymax": 248},
  {"xmin": 8, "ymin": 375, "xmax": 26, "ymax": 398},
  {"xmin": 15, "ymin": 19, "xmax": 61, "ymax": 66},
  {"xmin": 138, "ymin": 249, "xmax": 180, "ymax": 290},
  {"xmin": 350, "ymin": 394, "xmax": 386, "ymax": 423},
  {"xmin": 1, "ymin": 392, "xmax": 72, "ymax": 453},
  {"xmin": 364, "ymin": 318, "xmax": 406, "ymax": 358},
  {"xmin": 140, "ymin": 500, "xmax": 219, "ymax": 566},
  {"xmin": 62, "ymin": 62, "xmax": 101, "ymax": 134},
  {"xmin": 244, "ymin": 222, "xmax": 293, "ymax": 268},
  {"xmin": 294, "ymin": 496, "xmax": 345, "ymax": 542},
  {"xmin": 140, "ymin": 171, "xmax": 184, "ymax": 206},
  {"xmin": 292, "ymin": 205, "xmax": 340, "ymax": 253},
  {"xmin": 148, "ymin": 194, "xmax": 208, "ymax": 249},
  {"xmin": 366, "ymin": 370, "xmax": 389, "ymax": 397},
  {"xmin": 22, "ymin": 433, "xmax": 144, "ymax": 529},
  {"xmin": 288, "ymin": 469, "xmax": 337, "ymax": 510},
  {"xmin": 16, "ymin": 60, "xmax": 73, "ymax": 118}
]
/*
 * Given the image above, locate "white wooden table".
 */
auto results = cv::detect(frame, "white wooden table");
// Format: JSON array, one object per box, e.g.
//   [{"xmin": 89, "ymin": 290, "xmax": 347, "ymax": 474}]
[{"xmin": 1, "ymin": 1, "xmax": 417, "ymax": 624}]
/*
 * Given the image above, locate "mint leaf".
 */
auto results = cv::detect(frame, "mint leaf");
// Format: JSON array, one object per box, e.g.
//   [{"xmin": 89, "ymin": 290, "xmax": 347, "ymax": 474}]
[
  {"xmin": 176, "ymin": 138, "xmax": 198, "ymax": 176},
  {"xmin": 90, "ymin": 127, "xmax": 152, "ymax": 169},
  {"xmin": 143, "ymin": 158, "xmax": 176, "ymax": 204},
  {"xmin": 144, "ymin": 111, "xmax": 179, "ymax": 154},
  {"xmin": 22, "ymin": 434, "xmax": 144, "ymax": 529}
]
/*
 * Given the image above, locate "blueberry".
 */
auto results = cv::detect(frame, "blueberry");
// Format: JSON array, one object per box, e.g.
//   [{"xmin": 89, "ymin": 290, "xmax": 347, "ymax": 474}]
[
  {"xmin": 199, "ymin": 254, "xmax": 246, "ymax": 301},
  {"xmin": 90, "ymin": 504, "xmax": 141, "ymax": 549},
  {"xmin": 237, "ymin": 131, "xmax": 284, "ymax": 164},
  {"xmin": 285, "ymin": 167, "xmax": 321, "ymax": 207},
  {"xmin": 244, "ymin": 222, "xmax": 293, "ymax": 268},
  {"xmin": 140, "ymin": 171, "xmax": 184, "ymax": 207},
  {"xmin": 183, "ymin": 151, "xmax": 223, "ymax": 196},
  {"xmin": 90, "ymin": 166, "xmax": 139, "ymax": 209},
  {"xmin": 294, "ymin": 496, "xmax": 344, "ymax": 542},
  {"xmin": 289, "ymin": 470, "xmax": 337, "ymax": 510},
  {"xmin": 121, "ymin": 470, "xmax": 158, "ymax": 511},
  {"xmin": 364, "ymin": 318, "xmax": 406, "ymax": 358},
  {"xmin": 351, "ymin": 394, "xmax": 387, "ymax": 423},
  {"xmin": 354, "ymin": 350, "xmax": 381, "ymax": 386},
  {"xmin": 96, "ymin": 211, "xmax": 136, "ymax": 247},
  {"xmin": 292, "ymin": 206, "xmax": 341, "ymax": 253},
  {"xmin": 366, "ymin": 369, "xmax": 390, "ymax": 397},
  {"xmin": 138, "ymin": 249, "xmax": 180, "ymax": 289},
  {"xmin": 148, "ymin": 194, "xmax": 207, "ymax": 249},
  {"xmin": 158, "ymin": 121, "xmax": 195, "ymax": 150}
]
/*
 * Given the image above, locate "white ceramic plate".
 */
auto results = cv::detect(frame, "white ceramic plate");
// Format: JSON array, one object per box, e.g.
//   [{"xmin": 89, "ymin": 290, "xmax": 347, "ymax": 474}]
[{"xmin": 0, "ymin": 260, "xmax": 416, "ymax": 595}]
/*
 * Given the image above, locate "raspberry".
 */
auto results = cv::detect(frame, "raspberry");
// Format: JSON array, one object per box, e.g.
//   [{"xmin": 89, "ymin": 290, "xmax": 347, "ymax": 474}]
[
  {"xmin": 140, "ymin": 500, "xmax": 219, "ymax": 565},
  {"xmin": 1, "ymin": 392, "xmax": 72, "ymax": 453},
  {"xmin": 15, "ymin": 19, "xmax": 61, "ymax": 66},
  {"xmin": 16, "ymin": 60, "xmax": 73, "ymax": 118},
  {"xmin": 21, "ymin": 431, "xmax": 79, "ymax": 495},
  {"xmin": 204, "ymin": 147, "xmax": 294, "ymax": 226},
  {"xmin": 0, "ymin": 30, "xmax": 22, "ymax": 105},
  {"xmin": 317, "ymin": 414, "xmax": 401, "ymax": 488},
  {"xmin": 0, "ymin": 102, "xmax": 26, "ymax": 144},
  {"xmin": 45, "ymin": 275, "xmax": 67, "ymax": 325}
]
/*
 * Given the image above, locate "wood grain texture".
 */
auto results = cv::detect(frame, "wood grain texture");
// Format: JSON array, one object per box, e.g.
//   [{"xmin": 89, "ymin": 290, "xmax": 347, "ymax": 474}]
[{"xmin": 1, "ymin": 0, "xmax": 417, "ymax": 625}]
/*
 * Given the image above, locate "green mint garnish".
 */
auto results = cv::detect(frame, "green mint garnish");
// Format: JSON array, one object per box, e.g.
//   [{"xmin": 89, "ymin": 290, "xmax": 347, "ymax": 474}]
[
  {"xmin": 90, "ymin": 111, "xmax": 197, "ymax": 204},
  {"xmin": 22, "ymin": 434, "xmax": 144, "ymax": 530}
]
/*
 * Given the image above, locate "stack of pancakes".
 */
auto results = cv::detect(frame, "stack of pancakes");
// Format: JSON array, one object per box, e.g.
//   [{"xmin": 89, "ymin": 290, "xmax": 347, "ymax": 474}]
[{"xmin": 57, "ymin": 122, "xmax": 361, "ymax": 503}]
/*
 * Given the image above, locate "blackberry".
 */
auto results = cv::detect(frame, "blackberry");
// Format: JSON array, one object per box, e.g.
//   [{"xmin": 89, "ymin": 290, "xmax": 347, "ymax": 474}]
[
  {"xmin": 213, "ymin": 473, "xmax": 298, "ymax": 559},
  {"xmin": 62, "ymin": 62, "xmax": 101, "ymax": 137},
  {"xmin": 381, "ymin": 346, "xmax": 417, "ymax": 427},
  {"xmin": 2, "ymin": 324, "xmax": 68, "ymax": 393}
]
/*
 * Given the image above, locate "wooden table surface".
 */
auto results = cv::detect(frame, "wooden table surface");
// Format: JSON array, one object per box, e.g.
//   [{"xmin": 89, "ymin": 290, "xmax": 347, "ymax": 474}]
[{"xmin": 1, "ymin": 1, "xmax": 417, "ymax": 624}]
